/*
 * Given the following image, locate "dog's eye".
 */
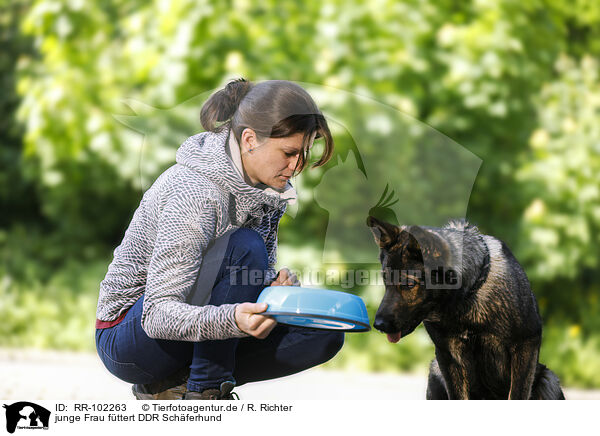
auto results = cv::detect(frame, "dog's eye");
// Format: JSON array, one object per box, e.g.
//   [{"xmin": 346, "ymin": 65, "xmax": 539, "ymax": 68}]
[
  {"xmin": 402, "ymin": 281, "xmax": 418, "ymax": 291},
  {"xmin": 403, "ymin": 273, "xmax": 421, "ymax": 295},
  {"xmin": 404, "ymin": 274, "xmax": 420, "ymax": 286}
]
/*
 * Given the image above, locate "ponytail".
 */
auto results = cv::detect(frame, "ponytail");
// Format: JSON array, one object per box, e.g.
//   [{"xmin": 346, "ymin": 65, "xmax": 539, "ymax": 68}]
[{"xmin": 200, "ymin": 78, "xmax": 253, "ymax": 132}]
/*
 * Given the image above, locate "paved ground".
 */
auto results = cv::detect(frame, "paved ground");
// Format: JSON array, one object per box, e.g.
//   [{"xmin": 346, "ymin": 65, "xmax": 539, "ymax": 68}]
[{"xmin": 1, "ymin": 348, "xmax": 598, "ymax": 400}]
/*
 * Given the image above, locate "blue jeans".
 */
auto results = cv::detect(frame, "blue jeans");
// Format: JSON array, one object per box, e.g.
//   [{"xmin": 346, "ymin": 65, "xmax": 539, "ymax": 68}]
[{"xmin": 95, "ymin": 228, "xmax": 345, "ymax": 392}]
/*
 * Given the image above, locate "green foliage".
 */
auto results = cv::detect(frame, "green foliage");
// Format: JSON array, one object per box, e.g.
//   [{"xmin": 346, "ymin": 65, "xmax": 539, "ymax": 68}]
[
  {"xmin": 517, "ymin": 55, "xmax": 600, "ymax": 282},
  {"xmin": 0, "ymin": 257, "xmax": 104, "ymax": 351},
  {"xmin": 540, "ymin": 323, "xmax": 600, "ymax": 389},
  {"xmin": 1, "ymin": 0, "xmax": 600, "ymax": 386},
  {"xmin": 11, "ymin": 0, "xmax": 600, "ymax": 275},
  {"xmin": 0, "ymin": 0, "xmax": 40, "ymax": 227}
]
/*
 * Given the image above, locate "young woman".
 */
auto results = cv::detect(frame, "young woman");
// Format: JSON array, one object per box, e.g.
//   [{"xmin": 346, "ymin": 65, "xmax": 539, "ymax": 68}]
[{"xmin": 95, "ymin": 79, "xmax": 344, "ymax": 400}]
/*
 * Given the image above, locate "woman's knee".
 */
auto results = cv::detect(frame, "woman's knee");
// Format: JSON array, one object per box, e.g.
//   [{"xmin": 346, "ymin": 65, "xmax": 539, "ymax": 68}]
[
  {"xmin": 203, "ymin": 228, "xmax": 271, "ymax": 305},
  {"xmin": 227, "ymin": 228, "xmax": 268, "ymax": 270}
]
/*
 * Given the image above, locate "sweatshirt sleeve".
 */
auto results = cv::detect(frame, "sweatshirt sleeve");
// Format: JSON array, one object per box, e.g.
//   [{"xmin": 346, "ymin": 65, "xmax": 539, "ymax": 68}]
[{"xmin": 141, "ymin": 192, "xmax": 248, "ymax": 341}]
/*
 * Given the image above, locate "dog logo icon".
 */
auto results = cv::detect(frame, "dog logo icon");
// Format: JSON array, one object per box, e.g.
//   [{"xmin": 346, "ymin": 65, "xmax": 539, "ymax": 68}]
[{"xmin": 3, "ymin": 402, "xmax": 51, "ymax": 433}]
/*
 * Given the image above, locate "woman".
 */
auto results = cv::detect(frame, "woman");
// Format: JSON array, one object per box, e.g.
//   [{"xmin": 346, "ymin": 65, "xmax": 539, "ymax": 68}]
[{"xmin": 95, "ymin": 79, "xmax": 344, "ymax": 400}]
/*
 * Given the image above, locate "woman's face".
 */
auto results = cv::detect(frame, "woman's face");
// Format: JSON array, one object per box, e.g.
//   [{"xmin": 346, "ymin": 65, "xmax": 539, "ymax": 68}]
[{"xmin": 240, "ymin": 129, "xmax": 315, "ymax": 190}]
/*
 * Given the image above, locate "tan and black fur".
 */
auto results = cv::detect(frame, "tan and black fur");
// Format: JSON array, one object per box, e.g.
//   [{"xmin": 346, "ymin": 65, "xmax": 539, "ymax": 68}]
[{"xmin": 367, "ymin": 216, "xmax": 564, "ymax": 400}]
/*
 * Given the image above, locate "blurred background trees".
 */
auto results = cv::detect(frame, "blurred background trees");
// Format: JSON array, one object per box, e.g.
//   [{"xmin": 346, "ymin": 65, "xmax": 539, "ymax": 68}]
[{"xmin": 1, "ymin": 0, "xmax": 599, "ymax": 387}]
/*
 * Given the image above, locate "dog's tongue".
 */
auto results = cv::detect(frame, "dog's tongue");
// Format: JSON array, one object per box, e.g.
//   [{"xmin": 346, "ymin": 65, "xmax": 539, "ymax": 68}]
[{"xmin": 386, "ymin": 332, "xmax": 402, "ymax": 343}]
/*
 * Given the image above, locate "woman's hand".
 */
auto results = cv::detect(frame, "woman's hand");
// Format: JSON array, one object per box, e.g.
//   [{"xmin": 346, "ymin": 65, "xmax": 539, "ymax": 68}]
[
  {"xmin": 270, "ymin": 267, "xmax": 301, "ymax": 287},
  {"xmin": 234, "ymin": 268, "xmax": 299, "ymax": 339},
  {"xmin": 234, "ymin": 302, "xmax": 277, "ymax": 339}
]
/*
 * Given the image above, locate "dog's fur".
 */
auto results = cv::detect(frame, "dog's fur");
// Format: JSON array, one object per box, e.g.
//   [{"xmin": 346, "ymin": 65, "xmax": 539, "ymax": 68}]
[{"xmin": 367, "ymin": 216, "xmax": 564, "ymax": 400}]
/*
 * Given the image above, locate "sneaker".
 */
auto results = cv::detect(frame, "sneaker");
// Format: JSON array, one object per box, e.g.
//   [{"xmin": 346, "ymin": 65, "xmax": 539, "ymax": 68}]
[
  {"xmin": 183, "ymin": 381, "xmax": 239, "ymax": 400},
  {"xmin": 132, "ymin": 367, "xmax": 189, "ymax": 400}
]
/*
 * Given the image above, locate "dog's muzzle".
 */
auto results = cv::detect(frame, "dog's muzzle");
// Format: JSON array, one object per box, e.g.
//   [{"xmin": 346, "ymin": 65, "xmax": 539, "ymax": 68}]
[{"xmin": 373, "ymin": 317, "xmax": 402, "ymax": 343}]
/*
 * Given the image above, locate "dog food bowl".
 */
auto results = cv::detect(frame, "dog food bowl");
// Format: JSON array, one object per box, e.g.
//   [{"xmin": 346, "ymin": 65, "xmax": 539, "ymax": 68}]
[{"xmin": 256, "ymin": 286, "xmax": 371, "ymax": 332}]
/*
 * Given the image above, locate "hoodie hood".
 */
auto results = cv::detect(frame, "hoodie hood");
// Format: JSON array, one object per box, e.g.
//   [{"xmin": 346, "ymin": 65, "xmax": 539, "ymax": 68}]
[{"xmin": 175, "ymin": 128, "xmax": 296, "ymax": 224}]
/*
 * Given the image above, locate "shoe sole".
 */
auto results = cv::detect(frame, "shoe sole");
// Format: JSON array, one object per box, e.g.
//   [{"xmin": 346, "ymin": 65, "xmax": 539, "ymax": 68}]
[
  {"xmin": 131, "ymin": 384, "xmax": 155, "ymax": 400},
  {"xmin": 132, "ymin": 384, "xmax": 187, "ymax": 400}
]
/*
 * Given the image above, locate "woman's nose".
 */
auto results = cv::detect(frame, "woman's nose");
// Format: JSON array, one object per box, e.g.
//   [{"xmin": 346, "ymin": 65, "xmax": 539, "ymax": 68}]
[{"xmin": 288, "ymin": 155, "xmax": 299, "ymax": 170}]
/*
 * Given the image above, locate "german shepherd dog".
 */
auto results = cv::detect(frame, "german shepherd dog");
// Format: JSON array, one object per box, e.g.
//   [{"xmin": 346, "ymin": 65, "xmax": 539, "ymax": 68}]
[{"xmin": 367, "ymin": 216, "xmax": 565, "ymax": 400}]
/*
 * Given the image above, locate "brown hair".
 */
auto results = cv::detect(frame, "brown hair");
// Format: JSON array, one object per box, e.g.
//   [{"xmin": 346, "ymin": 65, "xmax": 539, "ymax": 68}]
[{"xmin": 200, "ymin": 78, "xmax": 334, "ymax": 173}]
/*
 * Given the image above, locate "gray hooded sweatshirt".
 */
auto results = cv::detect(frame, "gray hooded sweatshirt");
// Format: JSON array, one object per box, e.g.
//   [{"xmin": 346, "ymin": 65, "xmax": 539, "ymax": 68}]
[{"xmin": 96, "ymin": 128, "xmax": 295, "ymax": 342}]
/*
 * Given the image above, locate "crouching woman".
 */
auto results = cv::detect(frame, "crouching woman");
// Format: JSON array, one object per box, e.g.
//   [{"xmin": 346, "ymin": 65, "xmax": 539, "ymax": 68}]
[{"xmin": 95, "ymin": 79, "xmax": 344, "ymax": 400}]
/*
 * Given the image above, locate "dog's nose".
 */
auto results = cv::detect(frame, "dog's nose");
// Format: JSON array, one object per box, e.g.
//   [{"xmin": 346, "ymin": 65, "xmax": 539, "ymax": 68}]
[{"xmin": 373, "ymin": 316, "xmax": 392, "ymax": 333}]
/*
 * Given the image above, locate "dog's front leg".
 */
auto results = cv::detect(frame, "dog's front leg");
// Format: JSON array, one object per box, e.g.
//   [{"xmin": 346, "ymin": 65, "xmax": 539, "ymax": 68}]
[
  {"xmin": 508, "ymin": 340, "xmax": 539, "ymax": 400},
  {"xmin": 435, "ymin": 346, "xmax": 472, "ymax": 400}
]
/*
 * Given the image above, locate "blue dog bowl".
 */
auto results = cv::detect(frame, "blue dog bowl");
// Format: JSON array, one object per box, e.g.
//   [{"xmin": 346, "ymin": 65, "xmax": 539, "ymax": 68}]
[{"xmin": 256, "ymin": 286, "xmax": 371, "ymax": 332}]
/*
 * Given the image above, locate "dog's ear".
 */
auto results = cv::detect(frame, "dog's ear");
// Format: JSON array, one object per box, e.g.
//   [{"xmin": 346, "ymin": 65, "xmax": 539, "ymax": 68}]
[
  {"xmin": 404, "ymin": 225, "xmax": 452, "ymax": 264},
  {"xmin": 366, "ymin": 215, "xmax": 399, "ymax": 249}
]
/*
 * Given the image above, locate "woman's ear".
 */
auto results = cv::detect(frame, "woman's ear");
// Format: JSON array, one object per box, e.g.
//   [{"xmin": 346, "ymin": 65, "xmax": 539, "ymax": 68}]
[{"xmin": 241, "ymin": 128, "xmax": 257, "ymax": 153}]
